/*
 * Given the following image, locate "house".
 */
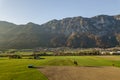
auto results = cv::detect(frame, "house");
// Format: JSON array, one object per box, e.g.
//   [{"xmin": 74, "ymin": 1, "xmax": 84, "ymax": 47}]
[
  {"xmin": 112, "ymin": 51, "xmax": 120, "ymax": 55},
  {"xmin": 101, "ymin": 51, "xmax": 110, "ymax": 55}
]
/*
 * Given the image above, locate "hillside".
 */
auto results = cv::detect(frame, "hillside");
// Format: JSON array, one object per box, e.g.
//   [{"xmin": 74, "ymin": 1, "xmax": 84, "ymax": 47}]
[{"xmin": 0, "ymin": 14, "xmax": 120, "ymax": 49}]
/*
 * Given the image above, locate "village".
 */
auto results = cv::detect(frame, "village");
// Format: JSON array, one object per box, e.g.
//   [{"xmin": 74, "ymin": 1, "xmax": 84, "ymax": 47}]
[{"xmin": 1, "ymin": 47, "xmax": 120, "ymax": 56}]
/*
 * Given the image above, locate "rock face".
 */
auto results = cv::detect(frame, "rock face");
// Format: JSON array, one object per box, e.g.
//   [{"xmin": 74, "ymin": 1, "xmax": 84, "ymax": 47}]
[{"xmin": 0, "ymin": 14, "xmax": 120, "ymax": 49}]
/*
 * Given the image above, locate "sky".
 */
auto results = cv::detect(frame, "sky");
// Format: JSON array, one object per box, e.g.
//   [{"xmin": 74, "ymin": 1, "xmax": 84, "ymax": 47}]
[{"xmin": 0, "ymin": 0, "xmax": 120, "ymax": 24}]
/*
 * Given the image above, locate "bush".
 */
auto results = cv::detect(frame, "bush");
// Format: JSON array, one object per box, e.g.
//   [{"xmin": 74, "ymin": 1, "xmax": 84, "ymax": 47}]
[
  {"xmin": 9, "ymin": 54, "xmax": 22, "ymax": 59},
  {"xmin": 28, "ymin": 64, "xmax": 34, "ymax": 68}
]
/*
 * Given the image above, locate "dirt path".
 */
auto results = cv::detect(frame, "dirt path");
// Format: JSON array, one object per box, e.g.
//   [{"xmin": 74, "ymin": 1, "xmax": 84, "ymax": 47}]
[{"xmin": 38, "ymin": 66, "xmax": 120, "ymax": 80}]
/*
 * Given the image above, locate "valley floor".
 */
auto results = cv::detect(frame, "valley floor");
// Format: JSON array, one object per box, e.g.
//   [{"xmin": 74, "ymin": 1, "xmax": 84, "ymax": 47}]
[{"xmin": 0, "ymin": 56, "xmax": 120, "ymax": 80}]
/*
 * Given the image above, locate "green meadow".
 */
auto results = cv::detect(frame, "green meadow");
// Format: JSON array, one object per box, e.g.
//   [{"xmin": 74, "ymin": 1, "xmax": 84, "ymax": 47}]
[{"xmin": 0, "ymin": 56, "xmax": 120, "ymax": 80}]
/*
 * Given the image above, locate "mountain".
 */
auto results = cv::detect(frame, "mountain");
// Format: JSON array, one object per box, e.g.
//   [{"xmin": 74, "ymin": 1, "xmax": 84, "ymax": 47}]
[{"xmin": 0, "ymin": 14, "xmax": 120, "ymax": 49}]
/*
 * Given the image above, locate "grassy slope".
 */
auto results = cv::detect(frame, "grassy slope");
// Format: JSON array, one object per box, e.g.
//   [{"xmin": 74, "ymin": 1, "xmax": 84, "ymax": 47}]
[{"xmin": 0, "ymin": 56, "xmax": 120, "ymax": 80}]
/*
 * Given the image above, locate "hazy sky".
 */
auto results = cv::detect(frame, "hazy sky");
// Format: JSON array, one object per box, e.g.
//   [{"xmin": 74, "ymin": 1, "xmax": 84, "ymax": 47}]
[{"xmin": 0, "ymin": 0, "xmax": 120, "ymax": 24}]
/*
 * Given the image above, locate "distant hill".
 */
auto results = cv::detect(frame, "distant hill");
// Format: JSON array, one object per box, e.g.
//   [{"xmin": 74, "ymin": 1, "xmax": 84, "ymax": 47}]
[{"xmin": 0, "ymin": 14, "xmax": 120, "ymax": 49}]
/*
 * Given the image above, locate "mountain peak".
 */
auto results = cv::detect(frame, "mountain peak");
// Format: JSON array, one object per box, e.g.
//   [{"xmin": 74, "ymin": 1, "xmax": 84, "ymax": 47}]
[
  {"xmin": 26, "ymin": 22, "xmax": 40, "ymax": 26},
  {"xmin": 27, "ymin": 22, "xmax": 35, "ymax": 25}
]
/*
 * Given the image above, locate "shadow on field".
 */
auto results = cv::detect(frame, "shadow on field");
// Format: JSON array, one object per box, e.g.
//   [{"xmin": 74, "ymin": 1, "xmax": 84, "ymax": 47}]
[
  {"xmin": 24, "ymin": 57, "xmax": 46, "ymax": 59},
  {"xmin": 28, "ymin": 66, "xmax": 45, "ymax": 69},
  {"xmin": 35, "ymin": 66, "xmax": 45, "ymax": 69},
  {"xmin": 40, "ymin": 58, "xmax": 45, "ymax": 59}
]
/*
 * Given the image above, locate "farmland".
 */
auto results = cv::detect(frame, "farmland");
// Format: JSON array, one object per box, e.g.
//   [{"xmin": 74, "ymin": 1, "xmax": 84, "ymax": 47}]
[
  {"xmin": 39, "ymin": 66, "xmax": 120, "ymax": 80},
  {"xmin": 0, "ymin": 56, "xmax": 120, "ymax": 80}
]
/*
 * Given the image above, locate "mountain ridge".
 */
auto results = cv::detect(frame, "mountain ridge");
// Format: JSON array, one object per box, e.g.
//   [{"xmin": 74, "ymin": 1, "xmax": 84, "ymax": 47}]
[{"xmin": 0, "ymin": 14, "xmax": 120, "ymax": 49}]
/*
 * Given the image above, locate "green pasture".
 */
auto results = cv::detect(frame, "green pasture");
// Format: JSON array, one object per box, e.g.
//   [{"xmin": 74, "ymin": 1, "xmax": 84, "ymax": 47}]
[{"xmin": 0, "ymin": 56, "xmax": 120, "ymax": 80}]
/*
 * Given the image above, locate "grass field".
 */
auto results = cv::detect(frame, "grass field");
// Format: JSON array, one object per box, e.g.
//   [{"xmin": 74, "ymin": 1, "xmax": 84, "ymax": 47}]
[{"xmin": 0, "ymin": 56, "xmax": 120, "ymax": 80}]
